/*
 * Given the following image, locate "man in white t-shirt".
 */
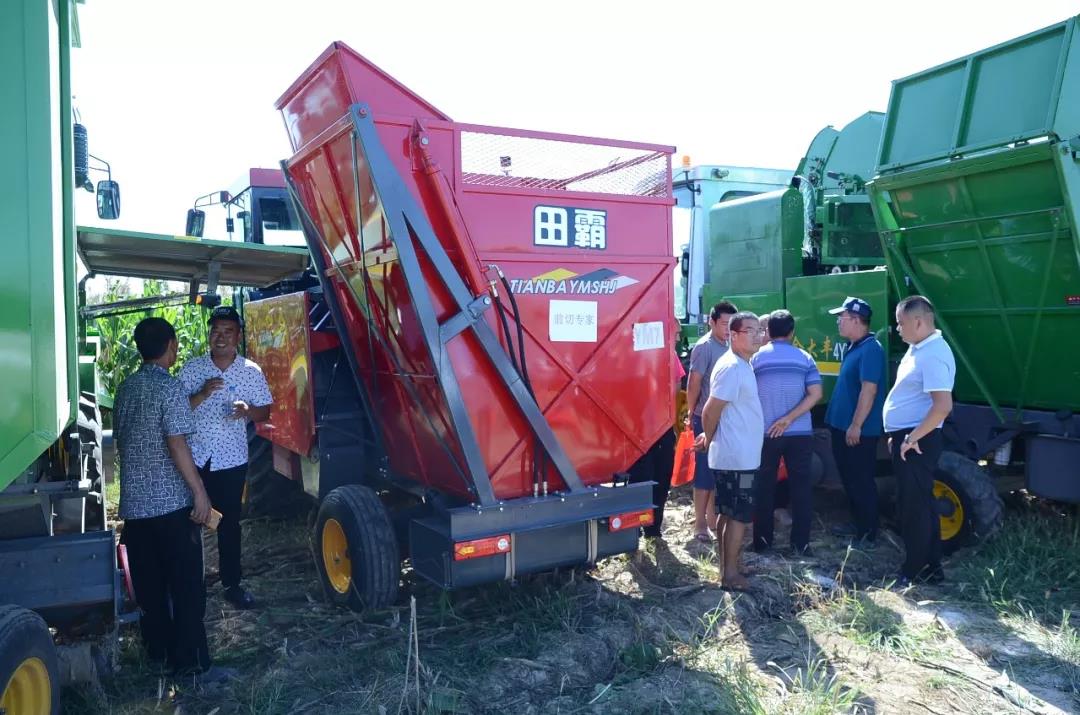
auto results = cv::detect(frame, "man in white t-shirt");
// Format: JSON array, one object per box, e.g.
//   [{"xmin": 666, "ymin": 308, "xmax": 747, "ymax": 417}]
[{"xmin": 700, "ymin": 311, "xmax": 763, "ymax": 591}]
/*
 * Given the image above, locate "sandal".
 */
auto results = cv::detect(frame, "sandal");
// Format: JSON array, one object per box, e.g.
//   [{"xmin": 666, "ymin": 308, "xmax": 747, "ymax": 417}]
[{"xmin": 694, "ymin": 531, "xmax": 713, "ymax": 544}]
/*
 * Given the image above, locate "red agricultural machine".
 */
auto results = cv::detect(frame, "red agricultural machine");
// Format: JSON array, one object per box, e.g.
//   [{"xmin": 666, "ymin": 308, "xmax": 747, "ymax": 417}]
[{"xmin": 244, "ymin": 43, "xmax": 677, "ymax": 608}]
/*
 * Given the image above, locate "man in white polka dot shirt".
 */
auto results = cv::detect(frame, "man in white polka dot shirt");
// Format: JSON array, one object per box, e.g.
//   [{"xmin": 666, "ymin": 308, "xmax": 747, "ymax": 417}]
[{"xmin": 180, "ymin": 306, "xmax": 273, "ymax": 609}]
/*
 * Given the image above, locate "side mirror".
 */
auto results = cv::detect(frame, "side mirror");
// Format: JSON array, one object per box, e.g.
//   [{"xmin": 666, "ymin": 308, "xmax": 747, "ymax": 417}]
[
  {"xmin": 186, "ymin": 208, "xmax": 206, "ymax": 237},
  {"xmin": 96, "ymin": 180, "xmax": 120, "ymax": 220},
  {"xmin": 680, "ymin": 249, "xmax": 690, "ymax": 277}
]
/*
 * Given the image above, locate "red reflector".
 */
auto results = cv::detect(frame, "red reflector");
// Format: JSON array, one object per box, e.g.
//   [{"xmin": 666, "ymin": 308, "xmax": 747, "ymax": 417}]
[
  {"xmin": 453, "ymin": 534, "xmax": 511, "ymax": 561},
  {"xmin": 608, "ymin": 509, "xmax": 654, "ymax": 532}
]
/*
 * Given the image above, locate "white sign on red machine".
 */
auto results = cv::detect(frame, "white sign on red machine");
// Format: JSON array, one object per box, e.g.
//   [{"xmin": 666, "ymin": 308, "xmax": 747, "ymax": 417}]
[{"xmin": 549, "ymin": 300, "xmax": 597, "ymax": 342}]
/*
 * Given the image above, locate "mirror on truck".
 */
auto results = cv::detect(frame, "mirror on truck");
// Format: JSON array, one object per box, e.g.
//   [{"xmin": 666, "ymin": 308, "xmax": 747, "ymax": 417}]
[
  {"xmin": 185, "ymin": 208, "xmax": 206, "ymax": 237},
  {"xmin": 96, "ymin": 180, "xmax": 120, "ymax": 220}
]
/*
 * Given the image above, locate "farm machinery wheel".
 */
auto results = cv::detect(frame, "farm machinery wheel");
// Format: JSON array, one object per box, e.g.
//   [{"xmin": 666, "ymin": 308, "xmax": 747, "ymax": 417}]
[
  {"xmin": 0, "ymin": 605, "xmax": 59, "ymax": 715},
  {"xmin": 934, "ymin": 451, "xmax": 1004, "ymax": 554},
  {"xmin": 314, "ymin": 485, "xmax": 399, "ymax": 611}
]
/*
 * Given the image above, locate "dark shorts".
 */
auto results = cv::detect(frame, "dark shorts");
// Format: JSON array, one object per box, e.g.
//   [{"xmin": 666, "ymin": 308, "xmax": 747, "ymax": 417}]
[
  {"xmin": 691, "ymin": 415, "xmax": 715, "ymax": 489},
  {"xmin": 715, "ymin": 469, "xmax": 756, "ymax": 524}
]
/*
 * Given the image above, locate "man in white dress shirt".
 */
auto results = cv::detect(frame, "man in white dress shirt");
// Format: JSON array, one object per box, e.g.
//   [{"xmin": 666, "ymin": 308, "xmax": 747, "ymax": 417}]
[{"xmin": 180, "ymin": 306, "xmax": 273, "ymax": 609}]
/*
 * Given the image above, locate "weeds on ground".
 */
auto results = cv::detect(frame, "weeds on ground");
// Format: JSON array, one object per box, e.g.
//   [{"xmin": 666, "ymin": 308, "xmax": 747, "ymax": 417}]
[
  {"xmin": 771, "ymin": 652, "xmax": 863, "ymax": 715},
  {"xmin": 1048, "ymin": 611, "xmax": 1080, "ymax": 695},
  {"xmin": 950, "ymin": 511, "xmax": 1079, "ymax": 626}
]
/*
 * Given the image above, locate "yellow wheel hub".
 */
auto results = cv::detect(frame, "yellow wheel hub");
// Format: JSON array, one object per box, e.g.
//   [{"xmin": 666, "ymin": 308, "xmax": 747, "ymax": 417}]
[
  {"xmin": 934, "ymin": 480, "xmax": 964, "ymax": 541},
  {"xmin": 322, "ymin": 518, "xmax": 352, "ymax": 594},
  {"xmin": 2, "ymin": 656, "xmax": 51, "ymax": 715}
]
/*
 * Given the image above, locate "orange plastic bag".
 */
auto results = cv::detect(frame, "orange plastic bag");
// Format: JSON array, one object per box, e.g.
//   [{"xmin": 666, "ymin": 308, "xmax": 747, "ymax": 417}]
[{"xmin": 671, "ymin": 427, "xmax": 697, "ymax": 487}]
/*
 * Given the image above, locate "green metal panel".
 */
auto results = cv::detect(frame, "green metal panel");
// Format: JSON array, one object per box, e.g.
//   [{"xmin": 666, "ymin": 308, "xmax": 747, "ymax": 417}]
[
  {"xmin": 869, "ymin": 141, "xmax": 1080, "ymax": 413},
  {"xmin": 704, "ymin": 188, "xmax": 803, "ymax": 312},
  {"xmin": 0, "ymin": 0, "xmax": 75, "ymax": 491},
  {"xmin": 820, "ymin": 195, "xmax": 883, "ymax": 265},
  {"xmin": 785, "ymin": 270, "xmax": 891, "ymax": 401},
  {"xmin": 878, "ymin": 16, "xmax": 1080, "ymax": 173}
]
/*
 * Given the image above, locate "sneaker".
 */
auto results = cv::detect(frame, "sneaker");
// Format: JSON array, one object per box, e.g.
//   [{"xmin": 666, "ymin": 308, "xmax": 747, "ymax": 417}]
[
  {"xmin": 223, "ymin": 585, "xmax": 256, "ymax": 609},
  {"xmin": 830, "ymin": 523, "xmax": 858, "ymax": 537}
]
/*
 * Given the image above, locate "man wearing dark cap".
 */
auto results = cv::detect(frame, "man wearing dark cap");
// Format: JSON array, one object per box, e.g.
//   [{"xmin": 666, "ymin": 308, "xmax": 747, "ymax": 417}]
[
  {"xmin": 114, "ymin": 317, "xmax": 231, "ymax": 681},
  {"xmin": 180, "ymin": 306, "xmax": 273, "ymax": 609},
  {"xmin": 825, "ymin": 297, "xmax": 887, "ymax": 547}
]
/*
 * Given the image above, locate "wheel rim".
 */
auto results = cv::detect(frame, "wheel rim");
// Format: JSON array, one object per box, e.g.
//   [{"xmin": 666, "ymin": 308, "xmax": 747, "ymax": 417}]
[
  {"xmin": 1, "ymin": 656, "xmax": 51, "ymax": 715},
  {"xmin": 322, "ymin": 518, "xmax": 352, "ymax": 594},
  {"xmin": 934, "ymin": 480, "xmax": 965, "ymax": 541}
]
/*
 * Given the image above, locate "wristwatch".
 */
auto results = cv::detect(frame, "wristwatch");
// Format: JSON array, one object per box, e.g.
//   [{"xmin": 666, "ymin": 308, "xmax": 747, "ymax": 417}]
[{"xmin": 903, "ymin": 434, "xmax": 915, "ymax": 445}]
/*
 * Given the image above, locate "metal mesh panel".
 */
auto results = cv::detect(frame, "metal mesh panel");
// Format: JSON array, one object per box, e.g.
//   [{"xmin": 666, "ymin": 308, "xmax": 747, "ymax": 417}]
[{"xmin": 460, "ymin": 131, "xmax": 669, "ymax": 198}]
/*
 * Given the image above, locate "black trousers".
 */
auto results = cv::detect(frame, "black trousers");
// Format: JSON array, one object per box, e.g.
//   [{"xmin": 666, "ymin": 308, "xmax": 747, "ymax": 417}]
[
  {"xmin": 199, "ymin": 461, "xmax": 247, "ymax": 588},
  {"xmin": 889, "ymin": 428, "xmax": 944, "ymax": 579},
  {"xmin": 753, "ymin": 435, "xmax": 814, "ymax": 551},
  {"xmin": 830, "ymin": 428, "xmax": 880, "ymax": 540},
  {"xmin": 628, "ymin": 429, "xmax": 676, "ymax": 536},
  {"xmin": 120, "ymin": 507, "xmax": 210, "ymax": 673}
]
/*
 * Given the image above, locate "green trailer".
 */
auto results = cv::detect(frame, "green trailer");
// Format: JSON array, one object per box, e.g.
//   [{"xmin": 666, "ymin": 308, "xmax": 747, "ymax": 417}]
[{"xmin": 870, "ymin": 14, "xmax": 1080, "ymax": 503}]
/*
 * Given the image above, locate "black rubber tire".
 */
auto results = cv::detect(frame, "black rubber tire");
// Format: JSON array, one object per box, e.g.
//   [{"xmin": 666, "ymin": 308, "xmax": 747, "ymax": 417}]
[
  {"xmin": 935, "ymin": 451, "xmax": 1004, "ymax": 554},
  {"xmin": 243, "ymin": 428, "xmax": 304, "ymax": 518},
  {"xmin": 314, "ymin": 485, "xmax": 399, "ymax": 611},
  {"xmin": 77, "ymin": 394, "xmax": 105, "ymax": 531},
  {"xmin": 0, "ymin": 605, "xmax": 60, "ymax": 715}
]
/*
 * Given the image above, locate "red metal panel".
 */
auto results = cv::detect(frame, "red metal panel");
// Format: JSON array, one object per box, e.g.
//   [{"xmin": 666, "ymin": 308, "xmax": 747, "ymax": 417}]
[
  {"xmin": 277, "ymin": 44, "xmax": 674, "ymax": 502},
  {"xmin": 275, "ymin": 42, "xmax": 449, "ymax": 154},
  {"xmin": 246, "ymin": 292, "xmax": 317, "ymax": 457}
]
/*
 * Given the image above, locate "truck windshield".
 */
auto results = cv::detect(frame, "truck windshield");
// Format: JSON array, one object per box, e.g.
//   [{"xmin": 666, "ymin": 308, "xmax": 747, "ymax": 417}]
[{"xmin": 259, "ymin": 196, "xmax": 305, "ymax": 247}]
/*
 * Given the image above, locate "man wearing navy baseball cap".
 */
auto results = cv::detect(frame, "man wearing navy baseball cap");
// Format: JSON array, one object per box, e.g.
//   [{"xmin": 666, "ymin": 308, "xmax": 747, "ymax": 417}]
[
  {"xmin": 825, "ymin": 297, "xmax": 887, "ymax": 548},
  {"xmin": 179, "ymin": 305, "xmax": 274, "ymax": 609}
]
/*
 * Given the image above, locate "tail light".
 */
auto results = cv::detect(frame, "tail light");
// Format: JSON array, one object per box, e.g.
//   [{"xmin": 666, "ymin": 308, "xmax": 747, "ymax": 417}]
[
  {"xmin": 608, "ymin": 509, "xmax": 654, "ymax": 532},
  {"xmin": 453, "ymin": 534, "xmax": 511, "ymax": 561}
]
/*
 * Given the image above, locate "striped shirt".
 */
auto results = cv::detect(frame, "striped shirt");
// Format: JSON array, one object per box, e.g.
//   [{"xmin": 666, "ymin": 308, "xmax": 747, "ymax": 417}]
[{"xmin": 750, "ymin": 340, "xmax": 822, "ymax": 436}]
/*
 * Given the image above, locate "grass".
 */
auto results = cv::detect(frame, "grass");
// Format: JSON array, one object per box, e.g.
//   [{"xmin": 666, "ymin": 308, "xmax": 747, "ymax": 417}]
[
  {"xmin": 1047, "ymin": 611, "xmax": 1080, "ymax": 695},
  {"xmin": 808, "ymin": 586, "xmax": 943, "ymax": 659},
  {"xmin": 69, "ymin": 492, "xmax": 1076, "ymax": 714},
  {"xmin": 773, "ymin": 653, "xmax": 864, "ymax": 715},
  {"xmin": 948, "ymin": 510, "xmax": 1080, "ymax": 626}
]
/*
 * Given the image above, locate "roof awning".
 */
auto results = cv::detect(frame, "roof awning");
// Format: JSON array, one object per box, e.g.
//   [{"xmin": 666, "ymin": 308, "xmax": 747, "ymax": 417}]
[{"xmin": 76, "ymin": 227, "xmax": 310, "ymax": 288}]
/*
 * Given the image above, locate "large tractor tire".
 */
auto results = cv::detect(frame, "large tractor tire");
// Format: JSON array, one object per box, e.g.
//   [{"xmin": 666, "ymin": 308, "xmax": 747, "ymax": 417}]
[
  {"xmin": 243, "ymin": 428, "xmax": 304, "ymax": 518},
  {"xmin": 0, "ymin": 605, "xmax": 60, "ymax": 715},
  {"xmin": 314, "ymin": 485, "xmax": 399, "ymax": 611},
  {"xmin": 77, "ymin": 394, "xmax": 105, "ymax": 531},
  {"xmin": 934, "ymin": 451, "xmax": 1004, "ymax": 554}
]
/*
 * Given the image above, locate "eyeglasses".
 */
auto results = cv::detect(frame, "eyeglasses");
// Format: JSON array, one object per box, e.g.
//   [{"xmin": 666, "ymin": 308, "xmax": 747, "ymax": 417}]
[{"xmin": 732, "ymin": 329, "xmax": 759, "ymax": 335}]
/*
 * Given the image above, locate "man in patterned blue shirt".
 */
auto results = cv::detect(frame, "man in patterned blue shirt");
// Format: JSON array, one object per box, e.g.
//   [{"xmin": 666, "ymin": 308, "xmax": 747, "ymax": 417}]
[
  {"xmin": 114, "ymin": 317, "xmax": 222, "ymax": 679},
  {"xmin": 180, "ymin": 305, "xmax": 273, "ymax": 609}
]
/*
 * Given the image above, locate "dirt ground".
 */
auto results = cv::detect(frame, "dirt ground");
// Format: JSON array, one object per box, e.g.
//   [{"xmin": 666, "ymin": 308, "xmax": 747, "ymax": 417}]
[{"xmin": 65, "ymin": 484, "xmax": 1079, "ymax": 714}]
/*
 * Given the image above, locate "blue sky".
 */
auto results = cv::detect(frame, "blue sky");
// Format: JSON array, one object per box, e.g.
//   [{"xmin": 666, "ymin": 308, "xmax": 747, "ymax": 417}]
[{"xmin": 72, "ymin": 0, "xmax": 1079, "ymax": 238}]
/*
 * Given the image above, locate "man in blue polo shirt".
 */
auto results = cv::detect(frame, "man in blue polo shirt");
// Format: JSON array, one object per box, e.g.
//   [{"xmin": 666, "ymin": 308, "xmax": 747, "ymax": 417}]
[
  {"xmin": 883, "ymin": 295, "xmax": 956, "ymax": 585},
  {"xmin": 825, "ymin": 297, "xmax": 887, "ymax": 547},
  {"xmin": 750, "ymin": 310, "xmax": 822, "ymax": 555}
]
